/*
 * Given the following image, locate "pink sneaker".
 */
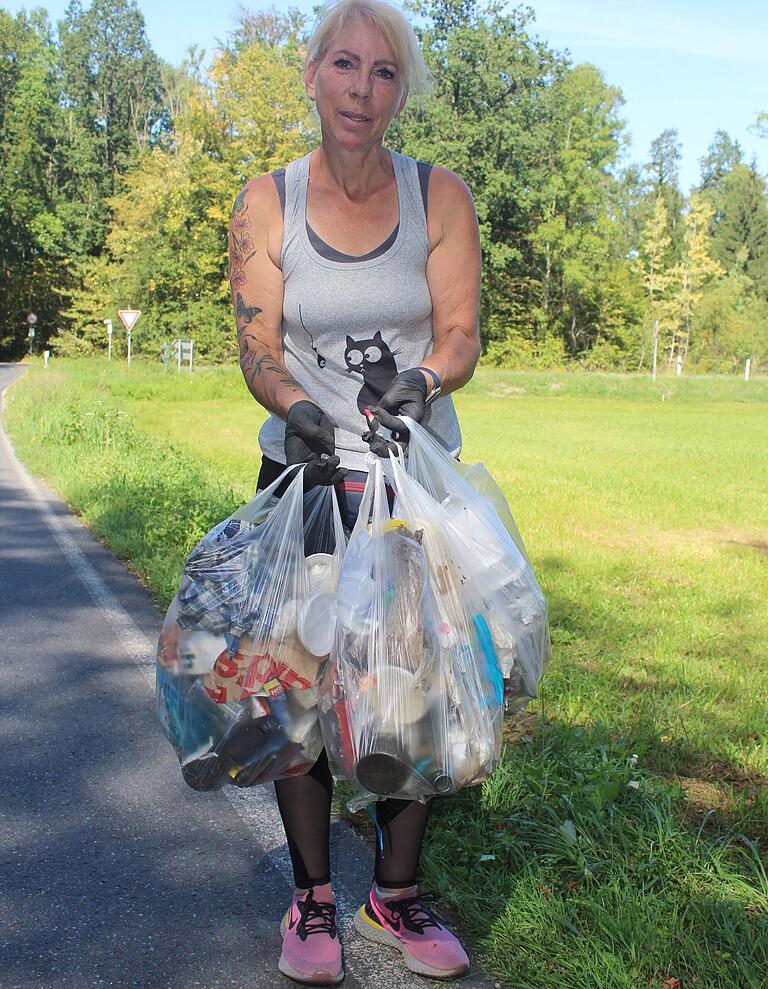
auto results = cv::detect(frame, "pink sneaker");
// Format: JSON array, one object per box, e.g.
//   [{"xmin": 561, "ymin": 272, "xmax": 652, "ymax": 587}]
[
  {"xmin": 278, "ymin": 885, "xmax": 343, "ymax": 985},
  {"xmin": 354, "ymin": 884, "xmax": 470, "ymax": 980}
]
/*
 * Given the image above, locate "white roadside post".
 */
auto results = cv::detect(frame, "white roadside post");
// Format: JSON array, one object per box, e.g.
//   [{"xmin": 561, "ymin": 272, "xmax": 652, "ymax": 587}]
[
  {"xmin": 188, "ymin": 339, "xmax": 194, "ymax": 372},
  {"xmin": 118, "ymin": 310, "xmax": 141, "ymax": 367},
  {"xmin": 675, "ymin": 352, "xmax": 682, "ymax": 377},
  {"xmin": 103, "ymin": 319, "xmax": 113, "ymax": 361},
  {"xmin": 745, "ymin": 358, "xmax": 751, "ymax": 382}
]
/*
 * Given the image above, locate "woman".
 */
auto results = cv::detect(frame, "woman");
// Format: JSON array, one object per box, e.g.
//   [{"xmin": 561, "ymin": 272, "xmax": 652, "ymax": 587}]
[{"xmin": 229, "ymin": 1, "xmax": 481, "ymax": 983}]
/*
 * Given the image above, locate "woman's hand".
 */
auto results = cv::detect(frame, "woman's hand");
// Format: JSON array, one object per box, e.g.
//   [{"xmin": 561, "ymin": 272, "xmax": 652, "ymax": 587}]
[
  {"xmin": 285, "ymin": 400, "xmax": 347, "ymax": 488},
  {"xmin": 362, "ymin": 368, "xmax": 430, "ymax": 457}
]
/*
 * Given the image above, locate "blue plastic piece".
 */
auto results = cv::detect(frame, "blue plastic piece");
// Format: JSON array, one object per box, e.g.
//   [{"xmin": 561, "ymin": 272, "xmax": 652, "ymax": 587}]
[{"xmin": 472, "ymin": 613, "xmax": 504, "ymax": 706}]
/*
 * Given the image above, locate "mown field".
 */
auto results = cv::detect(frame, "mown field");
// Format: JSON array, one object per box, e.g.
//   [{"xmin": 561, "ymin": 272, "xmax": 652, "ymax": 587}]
[{"xmin": 5, "ymin": 359, "xmax": 768, "ymax": 989}]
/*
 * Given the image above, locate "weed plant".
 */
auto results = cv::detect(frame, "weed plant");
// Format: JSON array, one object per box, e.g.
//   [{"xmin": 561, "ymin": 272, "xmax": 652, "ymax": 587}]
[{"xmin": 5, "ymin": 360, "xmax": 768, "ymax": 988}]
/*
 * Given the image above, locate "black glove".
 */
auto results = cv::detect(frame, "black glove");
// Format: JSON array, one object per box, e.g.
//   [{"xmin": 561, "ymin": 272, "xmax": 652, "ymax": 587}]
[
  {"xmin": 362, "ymin": 368, "xmax": 429, "ymax": 457},
  {"xmin": 284, "ymin": 400, "xmax": 346, "ymax": 489}
]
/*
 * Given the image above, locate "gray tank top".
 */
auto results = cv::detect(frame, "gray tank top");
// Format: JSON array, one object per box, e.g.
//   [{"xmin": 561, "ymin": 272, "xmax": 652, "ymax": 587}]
[{"xmin": 258, "ymin": 148, "xmax": 462, "ymax": 471}]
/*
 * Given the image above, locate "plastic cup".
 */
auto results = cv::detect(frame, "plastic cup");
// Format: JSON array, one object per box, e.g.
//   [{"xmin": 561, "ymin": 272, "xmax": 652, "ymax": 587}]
[
  {"xmin": 337, "ymin": 571, "xmax": 375, "ymax": 635},
  {"xmin": 305, "ymin": 553, "xmax": 335, "ymax": 591},
  {"xmin": 298, "ymin": 592, "xmax": 337, "ymax": 657}
]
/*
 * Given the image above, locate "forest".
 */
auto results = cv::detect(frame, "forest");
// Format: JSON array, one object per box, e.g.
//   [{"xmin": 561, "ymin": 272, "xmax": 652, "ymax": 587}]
[{"xmin": 2, "ymin": 0, "xmax": 767, "ymax": 371}]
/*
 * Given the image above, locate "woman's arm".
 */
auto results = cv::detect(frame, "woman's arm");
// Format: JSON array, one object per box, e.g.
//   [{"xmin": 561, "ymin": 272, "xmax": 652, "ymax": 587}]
[
  {"xmin": 230, "ymin": 175, "xmax": 342, "ymax": 482},
  {"xmin": 420, "ymin": 166, "xmax": 482, "ymax": 397},
  {"xmin": 229, "ymin": 175, "xmax": 311, "ymax": 417},
  {"xmin": 364, "ymin": 167, "xmax": 481, "ymax": 448}
]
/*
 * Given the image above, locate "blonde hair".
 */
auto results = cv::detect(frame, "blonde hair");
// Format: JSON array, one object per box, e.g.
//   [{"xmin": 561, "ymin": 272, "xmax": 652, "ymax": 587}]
[{"xmin": 306, "ymin": 0, "xmax": 430, "ymax": 98}]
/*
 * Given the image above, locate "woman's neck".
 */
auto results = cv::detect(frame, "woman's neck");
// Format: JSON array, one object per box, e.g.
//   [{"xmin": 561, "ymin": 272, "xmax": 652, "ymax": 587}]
[{"xmin": 310, "ymin": 142, "xmax": 394, "ymax": 203}]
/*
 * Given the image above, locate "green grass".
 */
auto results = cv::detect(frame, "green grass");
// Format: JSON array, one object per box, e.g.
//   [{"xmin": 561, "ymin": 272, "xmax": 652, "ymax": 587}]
[{"xmin": 5, "ymin": 358, "xmax": 768, "ymax": 989}]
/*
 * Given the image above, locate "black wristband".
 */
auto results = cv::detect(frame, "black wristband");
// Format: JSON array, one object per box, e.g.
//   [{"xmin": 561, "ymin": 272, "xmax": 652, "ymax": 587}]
[{"xmin": 414, "ymin": 366, "xmax": 441, "ymax": 394}]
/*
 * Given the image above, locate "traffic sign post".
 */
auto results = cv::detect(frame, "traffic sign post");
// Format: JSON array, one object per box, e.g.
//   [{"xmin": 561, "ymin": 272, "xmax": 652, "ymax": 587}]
[
  {"xmin": 26, "ymin": 313, "xmax": 37, "ymax": 357},
  {"xmin": 118, "ymin": 310, "xmax": 141, "ymax": 367},
  {"xmin": 103, "ymin": 319, "xmax": 114, "ymax": 361},
  {"xmin": 171, "ymin": 339, "xmax": 194, "ymax": 372}
]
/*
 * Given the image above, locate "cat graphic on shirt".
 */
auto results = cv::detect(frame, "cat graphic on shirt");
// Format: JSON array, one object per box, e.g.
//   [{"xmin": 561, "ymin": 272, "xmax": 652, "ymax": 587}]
[{"xmin": 344, "ymin": 331, "xmax": 401, "ymax": 414}]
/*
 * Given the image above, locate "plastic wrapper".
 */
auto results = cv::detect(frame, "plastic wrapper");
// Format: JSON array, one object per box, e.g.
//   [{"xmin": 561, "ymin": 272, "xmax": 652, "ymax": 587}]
[
  {"xmin": 404, "ymin": 418, "xmax": 551, "ymax": 712},
  {"xmin": 156, "ymin": 465, "xmax": 346, "ymax": 790},
  {"xmin": 318, "ymin": 455, "xmax": 504, "ymax": 807}
]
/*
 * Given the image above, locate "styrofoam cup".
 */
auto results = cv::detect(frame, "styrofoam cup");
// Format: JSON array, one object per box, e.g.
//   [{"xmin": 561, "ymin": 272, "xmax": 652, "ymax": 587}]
[{"xmin": 298, "ymin": 592, "xmax": 337, "ymax": 657}]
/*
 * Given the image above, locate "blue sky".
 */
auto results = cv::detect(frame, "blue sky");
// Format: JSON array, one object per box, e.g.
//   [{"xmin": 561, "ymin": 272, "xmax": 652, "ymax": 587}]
[{"xmin": 6, "ymin": 0, "xmax": 767, "ymax": 190}]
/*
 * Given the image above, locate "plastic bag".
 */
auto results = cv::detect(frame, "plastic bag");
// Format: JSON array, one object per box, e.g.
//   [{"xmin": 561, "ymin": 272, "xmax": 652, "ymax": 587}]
[
  {"xmin": 403, "ymin": 418, "xmax": 551, "ymax": 712},
  {"xmin": 318, "ymin": 454, "xmax": 504, "ymax": 806},
  {"xmin": 156, "ymin": 465, "xmax": 346, "ymax": 790}
]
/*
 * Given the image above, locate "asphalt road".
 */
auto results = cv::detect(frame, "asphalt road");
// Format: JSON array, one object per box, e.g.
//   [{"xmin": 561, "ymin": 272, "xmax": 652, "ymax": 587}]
[{"xmin": 0, "ymin": 363, "xmax": 494, "ymax": 989}]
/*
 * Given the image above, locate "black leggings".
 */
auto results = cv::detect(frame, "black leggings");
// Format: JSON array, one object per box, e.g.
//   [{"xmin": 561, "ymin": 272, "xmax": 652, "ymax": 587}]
[{"xmin": 257, "ymin": 456, "xmax": 431, "ymax": 890}]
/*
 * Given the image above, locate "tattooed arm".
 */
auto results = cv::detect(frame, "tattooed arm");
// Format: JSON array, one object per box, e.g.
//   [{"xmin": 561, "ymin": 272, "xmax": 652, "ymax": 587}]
[{"xmin": 229, "ymin": 175, "xmax": 311, "ymax": 417}]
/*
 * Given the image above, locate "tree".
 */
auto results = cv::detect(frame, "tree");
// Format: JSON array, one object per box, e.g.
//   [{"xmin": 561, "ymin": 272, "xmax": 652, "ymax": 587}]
[
  {"xmin": 208, "ymin": 9, "xmax": 312, "ymax": 185},
  {"xmin": 56, "ymin": 0, "xmax": 168, "ymax": 255},
  {"xmin": 644, "ymin": 128, "xmax": 685, "ymax": 255},
  {"xmin": 698, "ymin": 130, "xmax": 742, "ymax": 190},
  {"xmin": 635, "ymin": 196, "xmax": 674, "ymax": 366},
  {"xmin": 0, "ymin": 10, "xmax": 67, "ymax": 356},
  {"xmin": 527, "ymin": 62, "xmax": 634, "ymax": 359},
  {"xmin": 393, "ymin": 0, "xmax": 563, "ymax": 345},
  {"xmin": 709, "ymin": 164, "xmax": 768, "ymax": 299},
  {"xmin": 62, "ymin": 10, "xmax": 312, "ymax": 359},
  {"xmin": 691, "ymin": 266, "xmax": 768, "ymax": 372},
  {"xmin": 667, "ymin": 193, "xmax": 722, "ymax": 365}
]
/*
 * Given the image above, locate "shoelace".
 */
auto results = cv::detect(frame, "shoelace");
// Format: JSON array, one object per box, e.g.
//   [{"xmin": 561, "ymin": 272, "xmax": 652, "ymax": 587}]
[
  {"xmin": 295, "ymin": 892, "xmax": 337, "ymax": 942},
  {"xmin": 383, "ymin": 896, "xmax": 443, "ymax": 935}
]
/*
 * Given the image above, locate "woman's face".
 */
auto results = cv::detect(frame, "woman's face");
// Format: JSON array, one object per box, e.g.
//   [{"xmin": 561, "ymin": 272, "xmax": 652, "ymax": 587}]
[{"xmin": 306, "ymin": 16, "xmax": 407, "ymax": 152}]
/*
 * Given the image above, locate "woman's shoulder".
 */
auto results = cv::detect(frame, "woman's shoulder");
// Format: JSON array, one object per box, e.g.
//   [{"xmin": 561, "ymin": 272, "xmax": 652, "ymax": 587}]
[
  {"xmin": 233, "ymin": 151, "xmax": 312, "ymax": 219},
  {"xmin": 232, "ymin": 173, "xmax": 281, "ymax": 218},
  {"xmin": 394, "ymin": 151, "xmax": 473, "ymax": 197},
  {"xmin": 230, "ymin": 173, "xmax": 286, "ymax": 269},
  {"xmin": 415, "ymin": 163, "xmax": 476, "ymax": 233},
  {"xmin": 423, "ymin": 163, "xmax": 473, "ymax": 201}
]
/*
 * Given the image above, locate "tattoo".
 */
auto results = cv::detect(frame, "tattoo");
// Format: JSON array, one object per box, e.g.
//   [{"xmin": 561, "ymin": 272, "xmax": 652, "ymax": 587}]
[
  {"xmin": 236, "ymin": 292, "xmax": 262, "ymax": 327},
  {"xmin": 229, "ymin": 183, "xmax": 257, "ymax": 288},
  {"xmin": 238, "ymin": 341, "xmax": 303, "ymax": 394},
  {"xmin": 233, "ymin": 187, "xmax": 247, "ymax": 213},
  {"xmin": 240, "ymin": 347, "xmax": 282, "ymax": 379},
  {"xmin": 239, "ymin": 332, "xmax": 259, "ymax": 347}
]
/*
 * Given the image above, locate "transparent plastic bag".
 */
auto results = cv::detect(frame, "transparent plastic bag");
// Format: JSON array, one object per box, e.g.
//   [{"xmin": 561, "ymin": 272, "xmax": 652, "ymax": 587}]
[
  {"xmin": 318, "ymin": 455, "xmax": 504, "ymax": 807},
  {"xmin": 403, "ymin": 418, "xmax": 551, "ymax": 711},
  {"xmin": 156, "ymin": 465, "xmax": 346, "ymax": 790}
]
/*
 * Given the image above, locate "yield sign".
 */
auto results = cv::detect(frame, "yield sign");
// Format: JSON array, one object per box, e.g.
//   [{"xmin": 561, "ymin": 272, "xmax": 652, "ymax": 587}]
[{"xmin": 118, "ymin": 309, "xmax": 141, "ymax": 331}]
